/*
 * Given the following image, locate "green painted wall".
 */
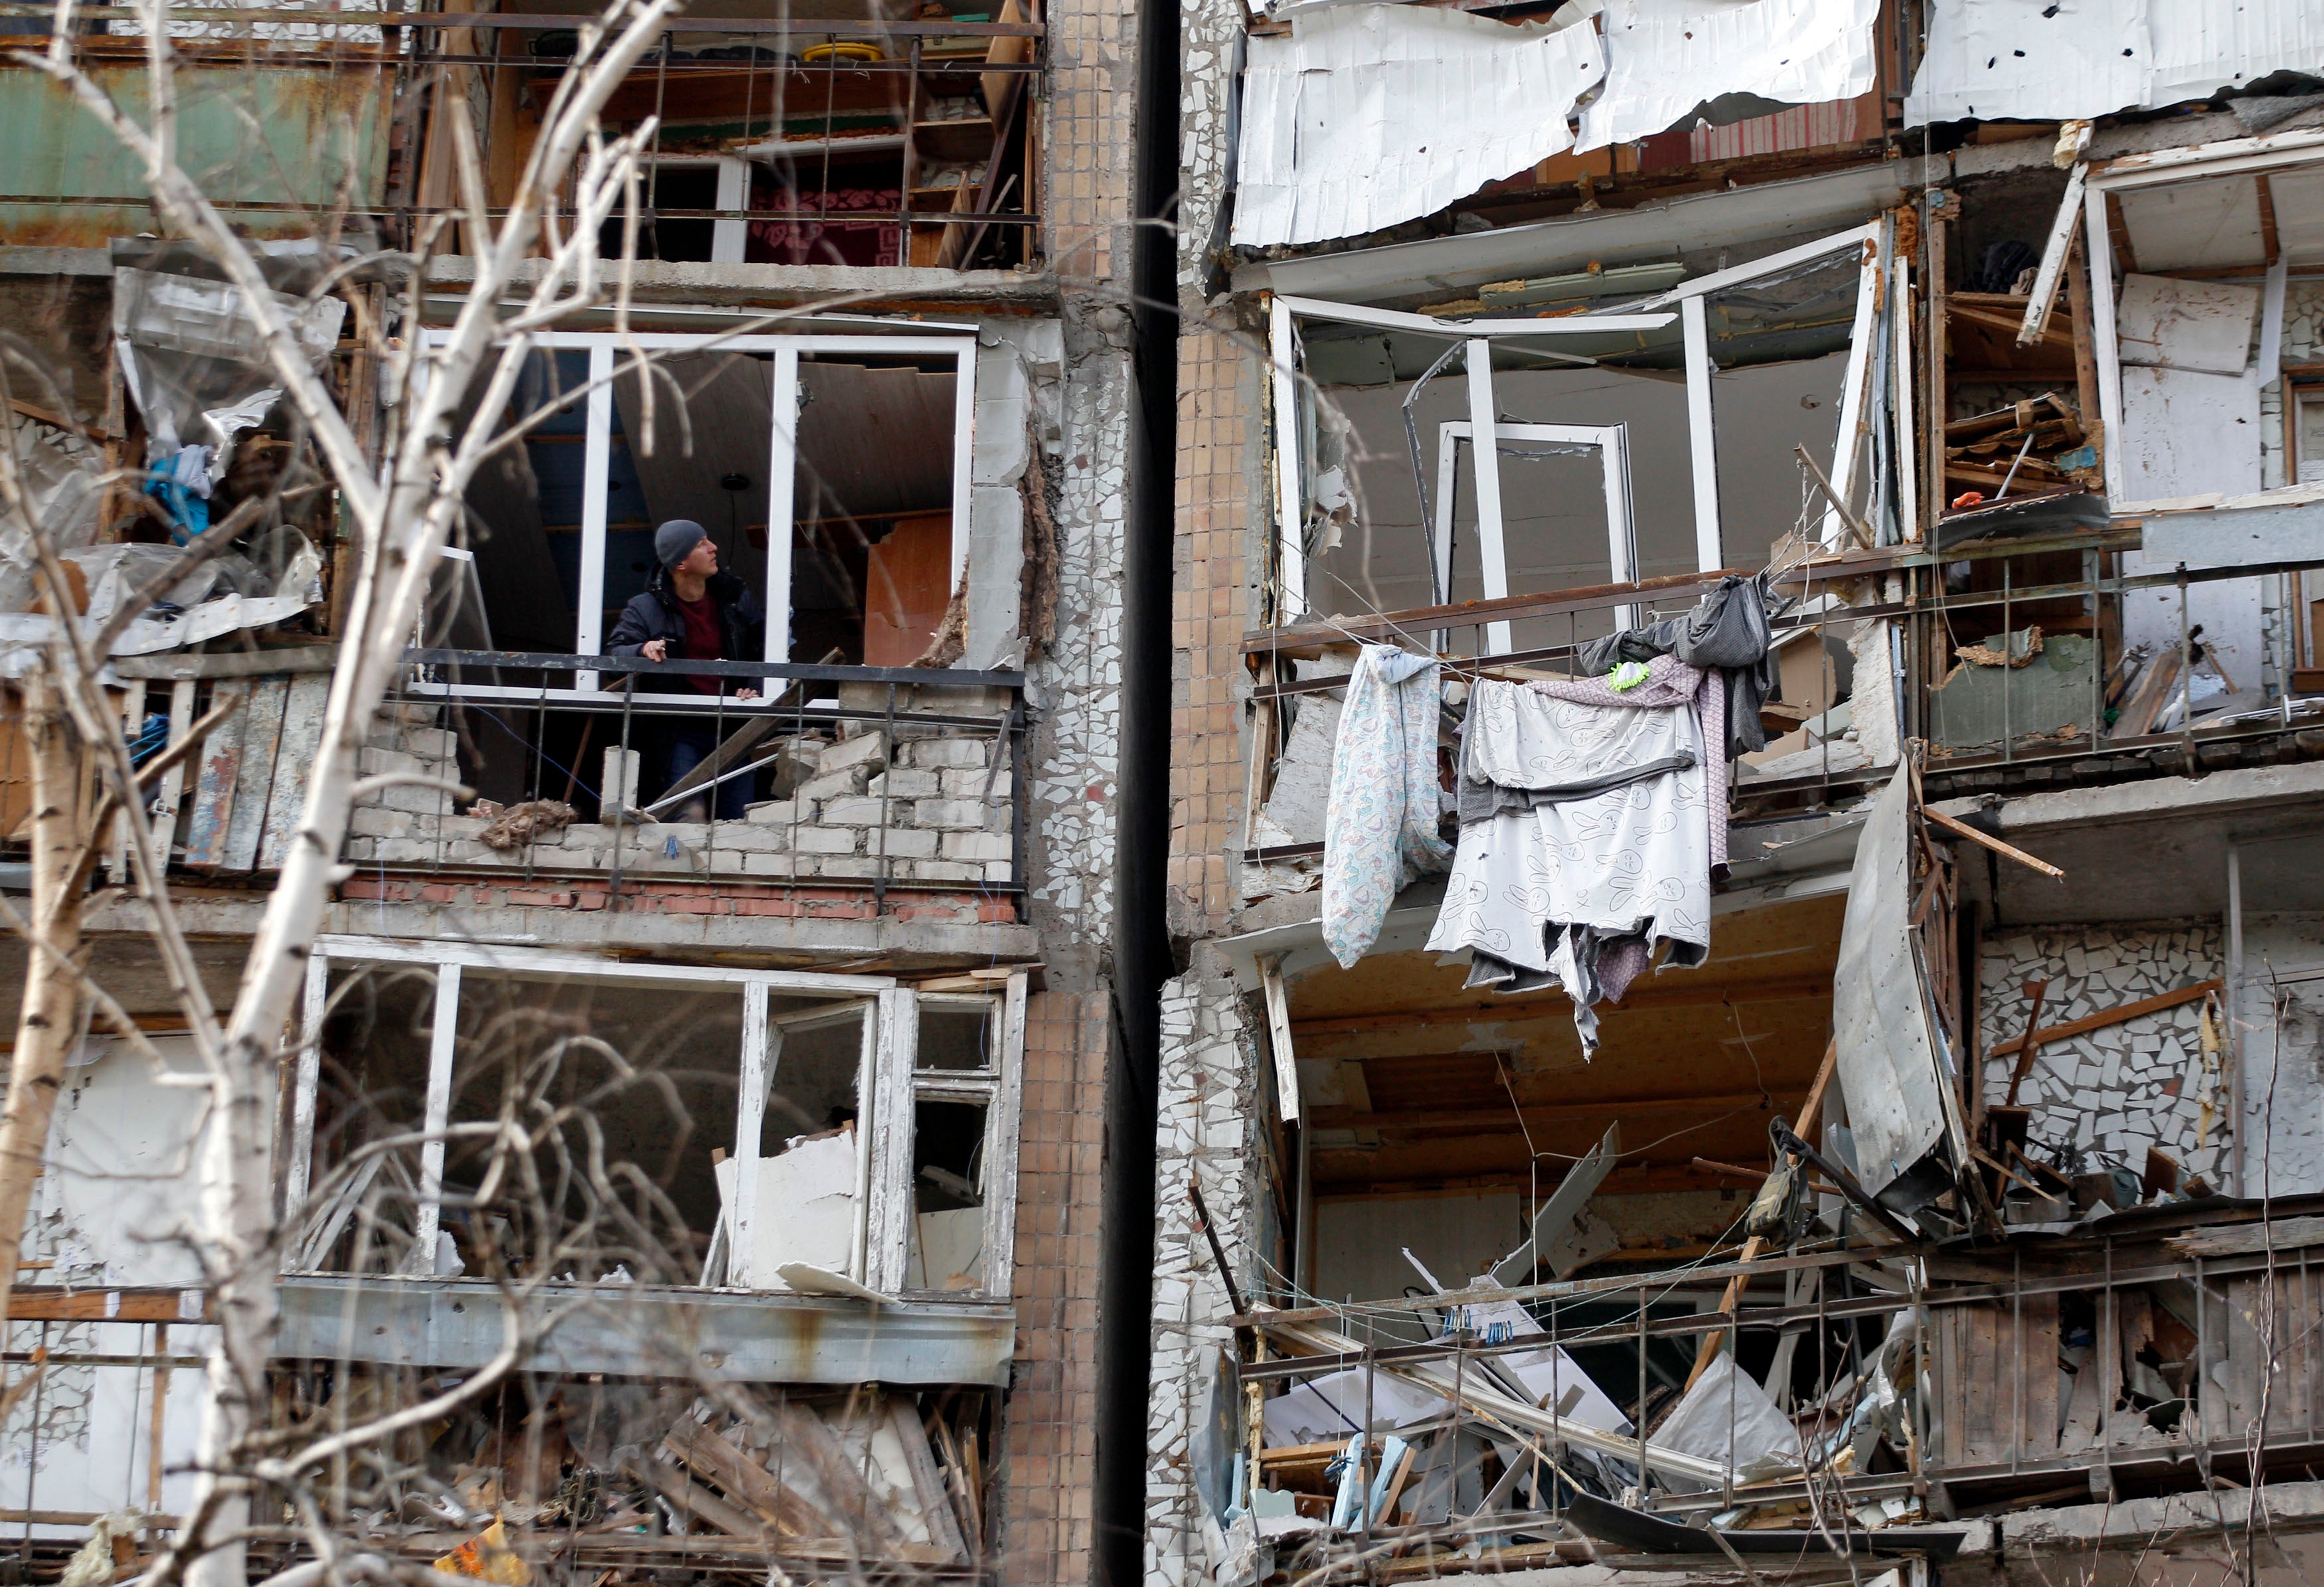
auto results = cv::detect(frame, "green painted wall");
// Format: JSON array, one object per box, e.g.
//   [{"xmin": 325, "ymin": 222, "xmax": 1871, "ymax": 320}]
[{"xmin": 0, "ymin": 57, "xmax": 390, "ymax": 246}]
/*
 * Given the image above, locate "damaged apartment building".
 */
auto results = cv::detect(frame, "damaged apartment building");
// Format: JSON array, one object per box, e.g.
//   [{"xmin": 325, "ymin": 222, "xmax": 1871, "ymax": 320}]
[
  {"xmin": 1157, "ymin": 1, "xmax": 2324, "ymax": 1586},
  {"xmin": 0, "ymin": 0, "xmax": 1179, "ymax": 1579}
]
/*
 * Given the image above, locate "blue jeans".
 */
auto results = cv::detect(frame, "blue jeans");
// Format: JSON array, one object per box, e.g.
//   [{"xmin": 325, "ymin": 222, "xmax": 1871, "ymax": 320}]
[{"xmin": 663, "ymin": 721, "xmax": 751, "ymax": 821}]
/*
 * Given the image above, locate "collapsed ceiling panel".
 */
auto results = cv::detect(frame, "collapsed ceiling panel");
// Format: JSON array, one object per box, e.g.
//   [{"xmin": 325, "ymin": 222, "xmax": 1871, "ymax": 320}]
[
  {"xmin": 1908, "ymin": 0, "xmax": 2324, "ymax": 124},
  {"xmin": 1576, "ymin": 0, "xmax": 1882, "ymax": 154}
]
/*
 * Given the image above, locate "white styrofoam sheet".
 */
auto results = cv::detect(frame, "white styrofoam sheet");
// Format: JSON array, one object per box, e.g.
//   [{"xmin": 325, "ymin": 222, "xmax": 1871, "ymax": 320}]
[
  {"xmin": 1232, "ymin": 5, "xmax": 1606, "ymax": 247},
  {"xmin": 2117, "ymin": 363, "xmax": 2264, "ymax": 672},
  {"xmin": 2116, "ymin": 274, "xmax": 2262, "ymax": 375},
  {"xmin": 2119, "ymin": 366, "xmax": 2262, "ymax": 498},
  {"xmin": 1907, "ymin": 0, "xmax": 2324, "ymax": 124},
  {"xmin": 1576, "ymin": 0, "xmax": 1882, "ymax": 153},
  {"xmin": 2118, "ymin": 177, "xmax": 2268, "ymax": 274}
]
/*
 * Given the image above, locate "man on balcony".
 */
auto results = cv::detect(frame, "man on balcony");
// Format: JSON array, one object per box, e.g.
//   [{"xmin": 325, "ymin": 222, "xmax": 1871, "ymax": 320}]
[{"xmin": 609, "ymin": 519, "xmax": 765, "ymax": 822}]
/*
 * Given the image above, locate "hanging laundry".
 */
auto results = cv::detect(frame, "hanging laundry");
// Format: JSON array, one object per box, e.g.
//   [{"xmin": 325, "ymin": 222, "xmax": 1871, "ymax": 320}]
[
  {"xmin": 1321, "ymin": 645, "xmax": 1453, "ymax": 968},
  {"xmin": 1427, "ymin": 657, "xmax": 1725, "ymax": 1056},
  {"xmin": 1576, "ymin": 572, "xmax": 1776, "ymax": 758}
]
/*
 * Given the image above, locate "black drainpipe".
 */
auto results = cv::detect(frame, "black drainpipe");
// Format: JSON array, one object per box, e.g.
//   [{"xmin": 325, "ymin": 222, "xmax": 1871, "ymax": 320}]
[{"xmin": 1092, "ymin": 0, "xmax": 1179, "ymax": 1572}]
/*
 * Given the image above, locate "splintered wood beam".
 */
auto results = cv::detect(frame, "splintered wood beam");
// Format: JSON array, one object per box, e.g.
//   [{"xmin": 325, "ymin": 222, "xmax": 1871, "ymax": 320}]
[
  {"xmin": 2003, "ymin": 977, "xmax": 2052, "ymax": 1108},
  {"xmin": 1685, "ymin": 1037, "xmax": 1838, "ymax": 1388},
  {"xmin": 1922, "ymin": 805, "xmax": 2065, "ymax": 880},
  {"xmin": 1990, "ymin": 978, "xmax": 2222, "ymax": 1059}
]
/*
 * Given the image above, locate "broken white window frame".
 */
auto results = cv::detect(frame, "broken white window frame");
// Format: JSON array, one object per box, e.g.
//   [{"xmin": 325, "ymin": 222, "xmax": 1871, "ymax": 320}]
[
  {"xmin": 637, "ymin": 153, "xmax": 753, "ymax": 265},
  {"xmin": 414, "ymin": 329, "xmax": 977, "ymax": 696},
  {"xmin": 1265, "ymin": 221, "xmax": 1882, "ymax": 641},
  {"xmin": 1432, "ymin": 420, "xmax": 1638, "ymax": 651},
  {"xmin": 285, "ymin": 938, "xmax": 1027, "ymax": 1302},
  {"xmin": 2080, "ymin": 130, "xmax": 2324, "ymax": 513}
]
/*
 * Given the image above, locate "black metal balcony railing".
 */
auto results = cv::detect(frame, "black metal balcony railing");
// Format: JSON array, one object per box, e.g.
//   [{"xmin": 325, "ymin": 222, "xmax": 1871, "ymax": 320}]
[{"xmin": 1238, "ymin": 529, "xmax": 2324, "ymax": 870}]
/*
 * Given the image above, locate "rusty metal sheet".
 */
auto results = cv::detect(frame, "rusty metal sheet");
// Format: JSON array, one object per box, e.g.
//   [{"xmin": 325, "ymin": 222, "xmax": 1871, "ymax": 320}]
[
  {"xmin": 275, "ymin": 1275, "xmax": 1016, "ymax": 1386},
  {"xmin": 0, "ymin": 59, "xmax": 390, "ymax": 248}
]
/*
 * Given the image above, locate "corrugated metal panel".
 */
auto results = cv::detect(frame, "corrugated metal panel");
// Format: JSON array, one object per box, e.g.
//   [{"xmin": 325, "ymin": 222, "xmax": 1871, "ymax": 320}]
[
  {"xmin": 1577, "ymin": 0, "xmax": 1880, "ymax": 153},
  {"xmin": 0, "ymin": 59, "xmax": 390, "ymax": 248},
  {"xmin": 1232, "ymin": 5, "xmax": 1607, "ymax": 248},
  {"xmin": 1831, "ymin": 766, "xmax": 1964, "ymax": 1207},
  {"xmin": 1686, "ymin": 92, "xmax": 1872, "ymax": 163},
  {"xmin": 1908, "ymin": 0, "xmax": 2324, "ymax": 125}
]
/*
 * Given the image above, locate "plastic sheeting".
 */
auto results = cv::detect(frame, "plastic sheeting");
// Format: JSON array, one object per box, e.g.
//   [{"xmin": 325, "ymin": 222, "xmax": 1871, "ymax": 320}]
[
  {"xmin": 112, "ymin": 265, "xmax": 344, "ymax": 475},
  {"xmin": 1576, "ymin": 0, "xmax": 1882, "ymax": 154},
  {"xmin": 1906, "ymin": 0, "xmax": 2324, "ymax": 125},
  {"xmin": 1651, "ymin": 1351, "xmax": 1802, "ymax": 1491},
  {"xmin": 1232, "ymin": 5, "xmax": 1606, "ymax": 247}
]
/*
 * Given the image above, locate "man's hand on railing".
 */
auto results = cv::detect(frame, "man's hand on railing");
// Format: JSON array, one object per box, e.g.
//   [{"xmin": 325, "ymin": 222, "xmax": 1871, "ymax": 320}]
[{"xmin": 637, "ymin": 637, "xmax": 758, "ymax": 699}]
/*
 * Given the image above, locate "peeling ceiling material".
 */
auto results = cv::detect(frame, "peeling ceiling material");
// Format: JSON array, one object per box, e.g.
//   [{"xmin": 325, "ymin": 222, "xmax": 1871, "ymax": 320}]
[
  {"xmin": 1576, "ymin": 0, "xmax": 1882, "ymax": 155},
  {"xmin": 1288, "ymin": 893, "xmax": 1841, "ymax": 1194},
  {"xmin": 1906, "ymin": 0, "xmax": 2324, "ymax": 125},
  {"xmin": 1233, "ymin": 5, "xmax": 1607, "ymax": 247},
  {"xmin": 1234, "ymin": 0, "xmax": 1880, "ymax": 248}
]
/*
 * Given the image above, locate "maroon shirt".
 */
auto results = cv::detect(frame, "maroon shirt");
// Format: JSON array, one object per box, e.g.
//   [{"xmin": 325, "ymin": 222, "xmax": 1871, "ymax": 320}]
[{"xmin": 676, "ymin": 593, "xmax": 725, "ymax": 695}]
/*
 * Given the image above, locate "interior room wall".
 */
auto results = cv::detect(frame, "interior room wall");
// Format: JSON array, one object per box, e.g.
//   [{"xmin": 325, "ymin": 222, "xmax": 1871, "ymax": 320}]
[
  {"xmin": 1311, "ymin": 1191, "xmax": 1520, "ymax": 1307},
  {"xmin": 1305, "ymin": 353, "xmax": 1845, "ymax": 641}
]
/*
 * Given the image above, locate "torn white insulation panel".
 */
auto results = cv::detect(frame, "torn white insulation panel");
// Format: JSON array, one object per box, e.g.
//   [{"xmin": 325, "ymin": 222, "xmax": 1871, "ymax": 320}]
[
  {"xmin": 1906, "ymin": 0, "xmax": 2324, "ymax": 125},
  {"xmin": 1576, "ymin": 0, "xmax": 1882, "ymax": 154},
  {"xmin": 1261, "ymin": 1315, "xmax": 1733, "ymax": 1487},
  {"xmin": 1232, "ymin": 5, "xmax": 1604, "ymax": 248}
]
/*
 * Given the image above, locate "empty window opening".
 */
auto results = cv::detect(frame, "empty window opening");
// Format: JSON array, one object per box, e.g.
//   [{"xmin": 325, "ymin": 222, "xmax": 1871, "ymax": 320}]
[{"xmin": 291, "ymin": 946, "xmax": 1025, "ymax": 1301}]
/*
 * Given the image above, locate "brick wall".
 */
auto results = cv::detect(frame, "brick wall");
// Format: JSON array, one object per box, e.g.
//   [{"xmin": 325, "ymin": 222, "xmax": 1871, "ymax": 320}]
[
  {"xmin": 1167, "ymin": 325, "xmax": 1264, "ymax": 941},
  {"xmin": 1041, "ymin": 0, "xmax": 1139, "ymax": 283},
  {"xmin": 999, "ymin": 988, "xmax": 1114, "ymax": 1587}
]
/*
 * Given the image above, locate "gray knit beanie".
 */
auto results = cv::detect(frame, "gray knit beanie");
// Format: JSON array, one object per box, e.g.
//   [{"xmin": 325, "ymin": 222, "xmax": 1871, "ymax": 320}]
[{"xmin": 655, "ymin": 519, "xmax": 708, "ymax": 568}]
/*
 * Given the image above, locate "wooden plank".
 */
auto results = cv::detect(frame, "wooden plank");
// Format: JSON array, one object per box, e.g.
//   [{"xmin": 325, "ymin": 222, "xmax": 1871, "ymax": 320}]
[
  {"xmin": 886, "ymin": 1398, "xmax": 969, "ymax": 1563},
  {"xmin": 113, "ymin": 646, "xmax": 339, "ymax": 680},
  {"xmin": 1990, "ymin": 979, "xmax": 2222, "ymax": 1058},
  {"xmin": 1923, "ymin": 805, "xmax": 2066, "ymax": 880},
  {"xmin": 661, "ymin": 1421, "xmax": 836, "ymax": 1539},
  {"xmin": 148, "ymin": 679, "xmax": 196, "ymax": 867},
  {"xmin": 220, "ymin": 677, "xmax": 288, "ymax": 874},
  {"xmin": 181, "ymin": 681, "xmax": 248, "ymax": 871},
  {"xmin": 9, "ymin": 1288, "xmax": 205, "ymax": 1322},
  {"xmin": 258, "ymin": 672, "xmax": 332, "ymax": 871},
  {"xmin": 107, "ymin": 681, "xmax": 143, "ymax": 884},
  {"xmin": 1685, "ymin": 1040, "xmax": 1838, "ymax": 1388}
]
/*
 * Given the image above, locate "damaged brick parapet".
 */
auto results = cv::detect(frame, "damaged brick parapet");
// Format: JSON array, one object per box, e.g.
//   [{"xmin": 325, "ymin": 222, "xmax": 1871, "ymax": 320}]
[
  {"xmin": 334, "ymin": 873, "xmax": 1018, "ymax": 925},
  {"xmin": 1146, "ymin": 952, "xmax": 1263, "ymax": 1587}
]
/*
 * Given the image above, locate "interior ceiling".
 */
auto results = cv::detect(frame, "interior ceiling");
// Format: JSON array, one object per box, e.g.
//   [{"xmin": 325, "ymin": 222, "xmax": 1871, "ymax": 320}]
[
  {"xmin": 2119, "ymin": 164, "xmax": 2324, "ymax": 273},
  {"xmin": 795, "ymin": 362, "xmax": 955, "ymax": 522},
  {"xmin": 1287, "ymin": 892, "xmax": 1845, "ymax": 1199}
]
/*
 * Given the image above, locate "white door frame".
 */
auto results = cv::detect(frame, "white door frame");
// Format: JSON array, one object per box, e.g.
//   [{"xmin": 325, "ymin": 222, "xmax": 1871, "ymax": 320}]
[{"xmin": 1433, "ymin": 420, "xmax": 1637, "ymax": 652}]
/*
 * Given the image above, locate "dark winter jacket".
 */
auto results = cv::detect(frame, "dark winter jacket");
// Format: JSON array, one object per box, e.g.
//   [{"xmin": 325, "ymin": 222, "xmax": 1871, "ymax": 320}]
[{"xmin": 606, "ymin": 563, "xmax": 766, "ymax": 683}]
